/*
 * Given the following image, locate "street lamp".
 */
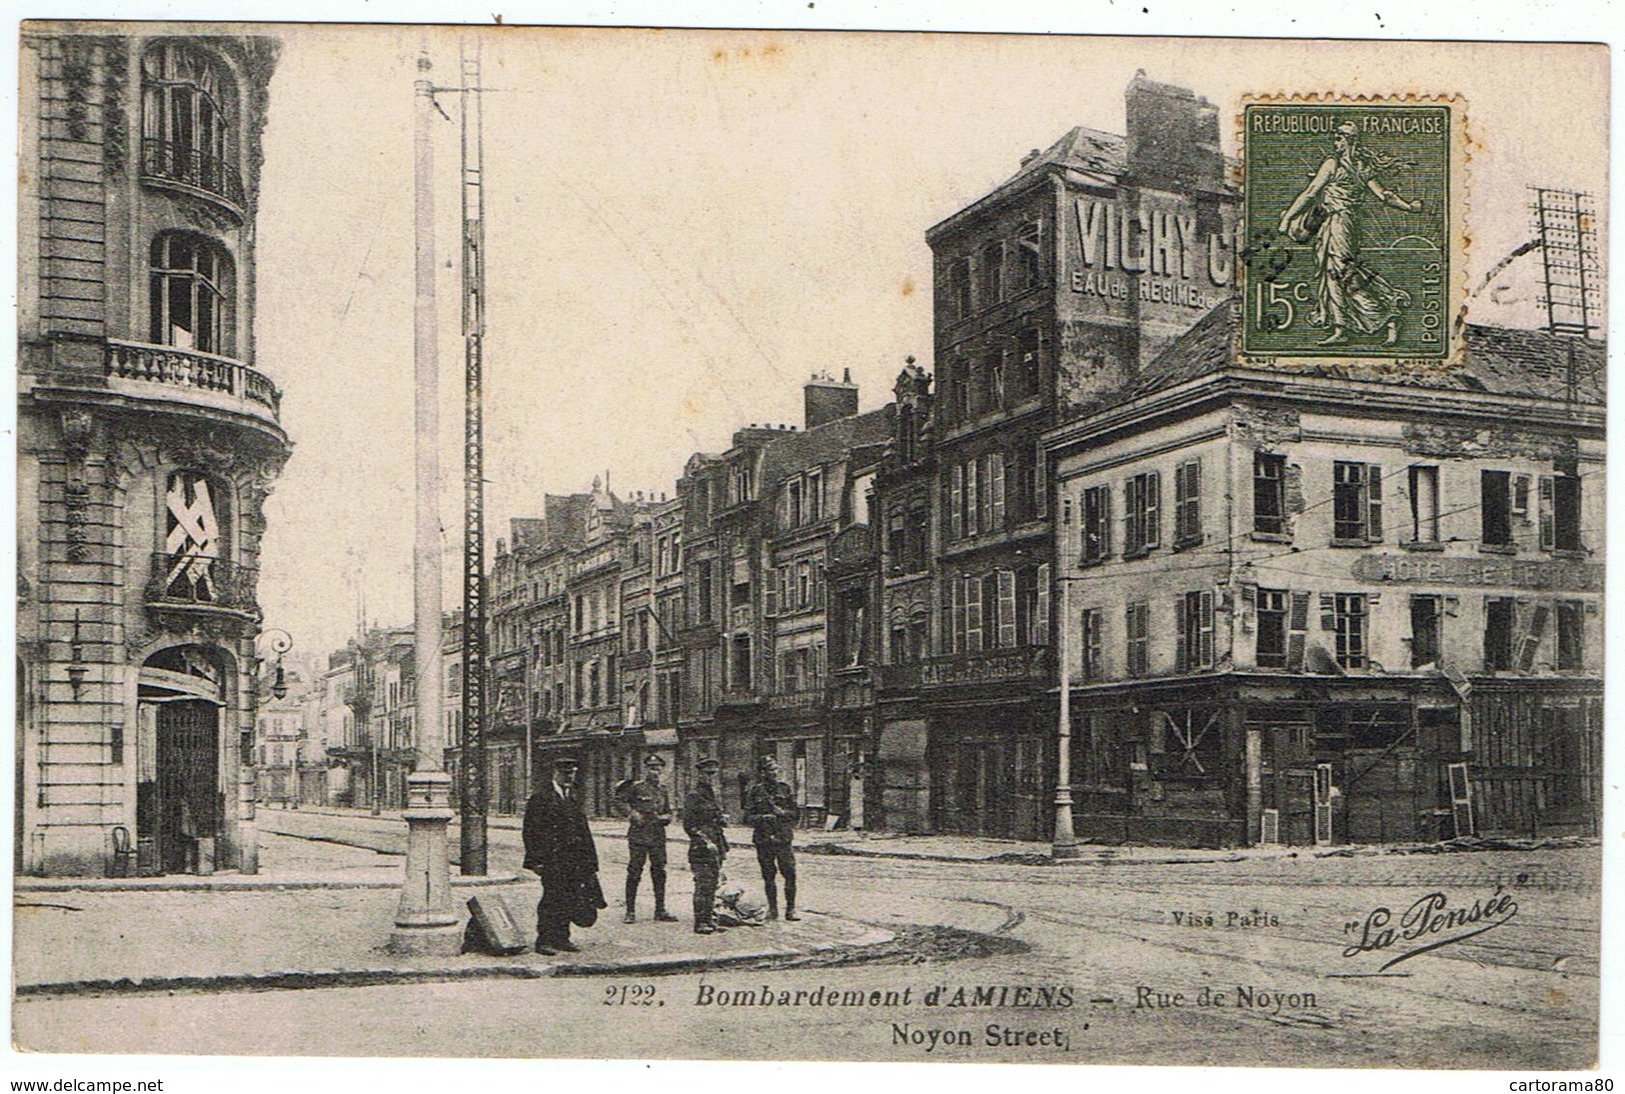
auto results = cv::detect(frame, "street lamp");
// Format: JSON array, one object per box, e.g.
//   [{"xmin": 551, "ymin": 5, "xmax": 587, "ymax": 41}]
[
  {"xmin": 1052, "ymin": 578, "xmax": 1080, "ymax": 860},
  {"xmin": 257, "ymin": 628, "xmax": 294, "ymax": 807}
]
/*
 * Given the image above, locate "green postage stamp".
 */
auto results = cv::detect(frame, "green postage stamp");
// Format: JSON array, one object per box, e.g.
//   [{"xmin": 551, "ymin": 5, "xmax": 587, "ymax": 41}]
[{"xmin": 1240, "ymin": 97, "xmax": 1464, "ymax": 366}]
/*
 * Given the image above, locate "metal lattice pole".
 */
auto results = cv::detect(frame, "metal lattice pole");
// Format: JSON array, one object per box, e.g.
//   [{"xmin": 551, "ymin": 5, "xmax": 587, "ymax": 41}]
[{"xmin": 459, "ymin": 42, "xmax": 490, "ymax": 875}]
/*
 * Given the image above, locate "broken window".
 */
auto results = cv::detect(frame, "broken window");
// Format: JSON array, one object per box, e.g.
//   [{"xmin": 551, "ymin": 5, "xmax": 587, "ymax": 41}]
[
  {"xmin": 1410, "ymin": 594, "xmax": 1442, "ymax": 668},
  {"xmin": 950, "ymin": 257, "xmax": 972, "ymax": 320},
  {"xmin": 1333, "ymin": 462, "xmax": 1383, "ymax": 543},
  {"xmin": 1484, "ymin": 598, "xmax": 1516, "ymax": 671},
  {"xmin": 1176, "ymin": 590, "xmax": 1216, "ymax": 671},
  {"xmin": 978, "ymin": 241, "xmax": 1004, "ymax": 307},
  {"xmin": 1481, "ymin": 471, "xmax": 1513, "ymax": 546},
  {"xmin": 1255, "ymin": 588, "xmax": 1288, "ymax": 669},
  {"xmin": 1333, "ymin": 593, "xmax": 1367, "ymax": 669},
  {"xmin": 1409, "ymin": 465, "xmax": 1440, "ymax": 543},
  {"xmin": 1015, "ymin": 220, "xmax": 1043, "ymax": 291},
  {"xmin": 150, "ymin": 232, "xmax": 233, "ymax": 354},
  {"xmin": 1556, "ymin": 600, "xmax": 1585, "ymax": 671},
  {"xmin": 1253, "ymin": 452, "xmax": 1287, "ymax": 535}
]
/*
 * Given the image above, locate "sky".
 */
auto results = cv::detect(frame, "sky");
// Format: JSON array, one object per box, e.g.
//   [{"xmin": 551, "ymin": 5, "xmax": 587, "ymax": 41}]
[{"xmin": 245, "ymin": 26, "xmax": 1610, "ymax": 659}]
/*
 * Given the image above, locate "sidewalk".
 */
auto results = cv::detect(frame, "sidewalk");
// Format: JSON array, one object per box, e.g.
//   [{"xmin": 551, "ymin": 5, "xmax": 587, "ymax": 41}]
[{"xmin": 12, "ymin": 821, "xmax": 893, "ymax": 997}]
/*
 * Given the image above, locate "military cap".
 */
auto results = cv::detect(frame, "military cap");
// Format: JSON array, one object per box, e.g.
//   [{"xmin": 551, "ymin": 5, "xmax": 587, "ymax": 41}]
[
  {"xmin": 695, "ymin": 756, "xmax": 721, "ymax": 772},
  {"xmin": 551, "ymin": 755, "xmax": 582, "ymax": 769},
  {"xmin": 642, "ymin": 753, "xmax": 667, "ymax": 768}
]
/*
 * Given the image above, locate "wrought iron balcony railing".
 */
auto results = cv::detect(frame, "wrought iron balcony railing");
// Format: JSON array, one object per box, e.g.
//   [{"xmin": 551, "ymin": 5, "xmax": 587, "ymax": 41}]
[
  {"xmin": 105, "ymin": 339, "xmax": 282, "ymax": 421},
  {"xmin": 141, "ymin": 138, "xmax": 246, "ymax": 212},
  {"xmin": 144, "ymin": 551, "xmax": 259, "ymax": 612}
]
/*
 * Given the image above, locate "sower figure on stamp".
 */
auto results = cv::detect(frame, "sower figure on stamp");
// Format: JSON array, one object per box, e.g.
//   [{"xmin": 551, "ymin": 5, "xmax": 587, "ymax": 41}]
[
  {"xmin": 522, "ymin": 756, "xmax": 599, "ymax": 955},
  {"xmin": 682, "ymin": 756, "xmax": 728, "ymax": 935},
  {"xmin": 745, "ymin": 754, "xmax": 800, "ymax": 921},
  {"xmin": 1276, "ymin": 121, "xmax": 1423, "ymax": 347},
  {"xmin": 616, "ymin": 753, "xmax": 679, "ymax": 924}
]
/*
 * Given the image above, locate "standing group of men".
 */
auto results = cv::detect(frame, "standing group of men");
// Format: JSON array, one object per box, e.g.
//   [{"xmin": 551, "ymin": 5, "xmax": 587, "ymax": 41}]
[{"xmin": 521, "ymin": 751, "xmax": 800, "ymax": 953}]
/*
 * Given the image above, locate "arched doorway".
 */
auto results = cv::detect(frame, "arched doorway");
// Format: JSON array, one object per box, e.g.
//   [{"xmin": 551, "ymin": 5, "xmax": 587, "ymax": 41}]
[{"xmin": 137, "ymin": 645, "xmax": 225, "ymax": 874}]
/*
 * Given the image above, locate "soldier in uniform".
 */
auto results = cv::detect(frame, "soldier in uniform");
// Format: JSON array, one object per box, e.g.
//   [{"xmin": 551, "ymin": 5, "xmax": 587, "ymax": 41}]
[
  {"xmin": 522, "ymin": 755, "xmax": 599, "ymax": 955},
  {"xmin": 616, "ymin": 753, "xmax": 679, "ymax": 923},
  {"xmin": 682, "ymin": 756, "xmax": 728, "ymax": 935},
  {"xmin": 744, "ymin": 753, "xmax": 800, "ymax": 920}
]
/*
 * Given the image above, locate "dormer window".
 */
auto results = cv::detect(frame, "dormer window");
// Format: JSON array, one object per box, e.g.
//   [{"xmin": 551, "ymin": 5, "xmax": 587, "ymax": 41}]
[{"xmin": 141, "ymin": 41, "xmax": 242, "ymax": 209}]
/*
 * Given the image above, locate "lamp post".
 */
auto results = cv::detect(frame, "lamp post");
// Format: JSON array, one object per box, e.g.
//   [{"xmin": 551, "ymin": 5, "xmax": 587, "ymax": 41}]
[
  {"xmin": 262, "ymin": 629, "xmax": 293, "ymax": 807},
  {"xmin": 388, "ymin": 47, "xmax": 461, "ymax": 956},
  {"xmin": 1052, "ymin": 579, "xmax": 1079, "ymax": 860}
]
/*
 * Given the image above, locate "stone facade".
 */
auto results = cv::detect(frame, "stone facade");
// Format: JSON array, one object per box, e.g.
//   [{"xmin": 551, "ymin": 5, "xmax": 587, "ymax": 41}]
[{"xmin": 17, "ymin": 30, "xmax": 287, "ymax": 876}]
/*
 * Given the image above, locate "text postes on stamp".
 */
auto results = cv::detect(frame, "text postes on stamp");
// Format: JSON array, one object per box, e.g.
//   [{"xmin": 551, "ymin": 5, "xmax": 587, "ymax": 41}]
[{"xmin": 1240, "ymin": 98, "xmax": 1462, "ymax": 367}]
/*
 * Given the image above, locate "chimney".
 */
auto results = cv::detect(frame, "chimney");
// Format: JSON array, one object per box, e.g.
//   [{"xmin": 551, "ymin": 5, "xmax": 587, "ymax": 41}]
[
  {"xmin": 1124, "ymin": 70, "xmax": 1223, "ymax": 193},
  {"xmin": 804, "ymin": 369, "xmax": 859, "ymax": 430}
]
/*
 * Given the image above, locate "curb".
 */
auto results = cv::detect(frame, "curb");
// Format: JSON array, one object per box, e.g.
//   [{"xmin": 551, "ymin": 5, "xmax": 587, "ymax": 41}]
[
  {"xmin": 15, "ymin": 873, "xmax": 523, "ymax": 893},
  {"xmin": 15, "ymin": 923, "xmax": 898, "ymax": 999}
]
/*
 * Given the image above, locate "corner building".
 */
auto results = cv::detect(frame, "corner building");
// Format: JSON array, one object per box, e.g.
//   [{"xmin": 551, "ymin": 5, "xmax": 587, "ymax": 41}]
[
  {"xmin": 1047, "ymin": 313, "xmax": 1605, "ymax": 846},
  {"xmin": 17, "ymin": 30, "xmax": 287, "ymax": 875},
  {"xmin": 873, "ymin": 74, "xmax": 1238, "ymax": 837}
]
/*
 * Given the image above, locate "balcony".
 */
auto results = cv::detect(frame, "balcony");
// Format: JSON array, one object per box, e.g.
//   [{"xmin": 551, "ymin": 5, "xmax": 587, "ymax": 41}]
[
  {"xmin": 919, "ymin": 646, "xmax": 1052, "ymax": 690},
  {"xmin": 105, "ymin": 339, "xmax": 282, "ymax": 427},
  {"xmin": 143, "ymin": 551, "xmax": 259, "ymax": 621},
  {"xmin": 767, "ymin": 689, "xmax": 822, "ymax": 712},
  {"xmin": 141, "ymin": 139, "xmax": 246, "ymax": 218}
]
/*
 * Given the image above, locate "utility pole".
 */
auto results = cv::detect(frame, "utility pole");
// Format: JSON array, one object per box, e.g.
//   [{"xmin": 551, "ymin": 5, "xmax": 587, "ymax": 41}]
[
  {"xmin": 1052, "ymin": 577, "xmax": 1079, "ymax": 859},
  {"xmin": 389, "ymin": 47, "xmax": 461, "ymax": 956},
  {"xmin": 458, "ymin": 41, "xmax": 490, "ymax": 875}
]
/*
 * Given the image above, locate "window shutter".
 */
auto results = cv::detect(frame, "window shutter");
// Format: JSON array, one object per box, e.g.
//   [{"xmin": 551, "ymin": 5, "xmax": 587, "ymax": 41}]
[
  {"xmin": 1517, "ymin": 603, "xmax": 1550, "ymax": 672},
  {"xmin": 1124, "ymin": 476, "xmax": 1141, "ymax": 555},
  {"xmin": 1286, "ymin": 591, "xmax": 1310, "ymax": 671},
  {"xmin": 949, "ymin": 465, "xmax": 964, "ymax": 541},
  {"xmin": 949, "ymin": 577, "xmax": 964, "ymax": 654},
  {"xmin": 998, "ymin": 569, "xmax": 1017, "ymax": 648},
  {"xmin": 965, "ymin": 461, "xmax": 979, "ymax": 536},
  {"xmin": 1366, "ymin": 464, "xmax": 1384, "ymax": 542},
  {"xmin": 1174, "ymin": 595, "xmax": 1189, "ymax": 672},
  {"xmin": 1201, "ymin": 591, "xmax": 1215, "ymax": 668},
  {"xmin": 1035, "ymin": 446, "xmax": 1048, "ymax": 518},
  {"xmin": 1318, "ymin": 592, "xmax": 1337, "ymax": 631},
  {"xmin": 965, "ymin": 575, "xmax": 983, "ymax": 653},
  {"xmin": 1538, "ymin": 475, "xmax": 1555, "ymax": 550},
  {"xmin": 1512, "ymin": 474, "xmax": 1531, "ymax": 519},
  {"xmin": 1035, "ymin": 563, "xmax": 1051, "ymax": 646},
  {"xmin": 764, "ymin": 571, "xmax": 777, "ymax": 616},
  {"xmin": 1176, "ymin": 460, "xmax": 1201, "ymax": 543},
  {"xmin": 1145, "ymin": 471, "xmax": 1161, "ymax": 549},
  {"xmin": 990, "ymin": 453, "xmax": 1006, "ymax": 531},
  {"xmin": 1101, "ymin": 486, "xmax": 1113, "ymax": 558}
]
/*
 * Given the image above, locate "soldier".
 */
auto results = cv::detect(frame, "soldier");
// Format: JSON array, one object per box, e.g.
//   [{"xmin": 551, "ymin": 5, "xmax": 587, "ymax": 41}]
[
  {"xmin": 616, "ymin": 754, "xmax": 679, "ymax": 923},
  {"xmin": 682, "ymin": 756, "xmax": 728, "ymax": 935},
  {"xmin": 744, "ymin": 754, "xmax": 800, "ymax": 920},
  {"xmin": 521, "ymin": 756, "xmax": 599, "ymax": 955}
]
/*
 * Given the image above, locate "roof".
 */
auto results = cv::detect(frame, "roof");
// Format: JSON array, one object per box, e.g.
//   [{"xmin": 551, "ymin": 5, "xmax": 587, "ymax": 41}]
[
  {"xmin": 1115, "ymin": 303, "xmax": 1607, "ymax": 409},
  {"xmin": 928, "ymin": 127, "xmax": 1125, "ymax": 242},
  {"xmin": 758, "ymin": 405, "xmax": 894, "ymax": 487}
]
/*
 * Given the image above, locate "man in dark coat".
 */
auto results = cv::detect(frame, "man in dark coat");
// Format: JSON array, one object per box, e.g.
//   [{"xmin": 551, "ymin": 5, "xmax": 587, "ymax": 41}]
[
  {"xmin": 744, "ymin": 753, "xmax": 800, "ymax": 920},
  {"xmin": 682, "ymin": 756, "xmax": 728, "ymax": 935},
  {"xmin": 522, "ymin": 756, "xmax": 599, "ymax": 954},
  {"xmin": 616, "ymin": 753, "xmax": 678, "ymax": 923}
]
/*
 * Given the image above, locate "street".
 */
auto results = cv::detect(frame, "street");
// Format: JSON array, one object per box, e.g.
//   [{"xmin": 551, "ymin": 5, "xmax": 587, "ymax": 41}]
[{"xmin": 12, "ymin": 810, "xmax": 1599, "ymax": 1068}]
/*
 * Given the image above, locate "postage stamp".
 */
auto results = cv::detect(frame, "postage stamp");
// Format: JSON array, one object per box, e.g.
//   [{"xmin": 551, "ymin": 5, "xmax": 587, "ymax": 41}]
[{"xmin": 1239, "ymin": 96, "xmax": 1465, "ymax": 367}]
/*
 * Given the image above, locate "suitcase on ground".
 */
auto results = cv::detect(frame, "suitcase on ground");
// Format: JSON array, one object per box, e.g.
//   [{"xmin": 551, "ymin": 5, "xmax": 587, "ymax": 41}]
[{"xmin": 462, "ymin": 893, "xmax": 529, "ymax": 956}]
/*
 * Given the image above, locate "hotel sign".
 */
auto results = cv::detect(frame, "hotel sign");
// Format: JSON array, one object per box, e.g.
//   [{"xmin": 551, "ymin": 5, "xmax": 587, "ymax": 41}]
[
  {"xmin": 1354, "ymin": 553, "xmax": 1602, "ymax": 593},
  {"xmin": 921, "ymin": 647, "xmax": 1049, "ymax": 689}
]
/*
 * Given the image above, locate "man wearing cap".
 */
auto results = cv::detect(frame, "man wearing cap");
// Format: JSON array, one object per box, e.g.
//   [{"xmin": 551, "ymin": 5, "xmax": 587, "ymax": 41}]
[
  {"xmin": 745, "ymin": 754, "xmax": 800, "ymax": 921},
  {"xmin": 616, "ymin": 754, "xmax": 679, "ymax": 924},
  {"xmin": 522, "ymin": 756, "xmax": 599, "ymax": 955},
  {"xmin": 682, "ymin": 756, "xmax": 728, "ymax": 935}
]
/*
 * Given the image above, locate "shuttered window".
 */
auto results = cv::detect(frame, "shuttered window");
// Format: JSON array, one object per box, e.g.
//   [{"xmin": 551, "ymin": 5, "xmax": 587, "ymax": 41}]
[{"xmin": 1174, "ymin": 459, "xmax": 1202, "ymax": 546}]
